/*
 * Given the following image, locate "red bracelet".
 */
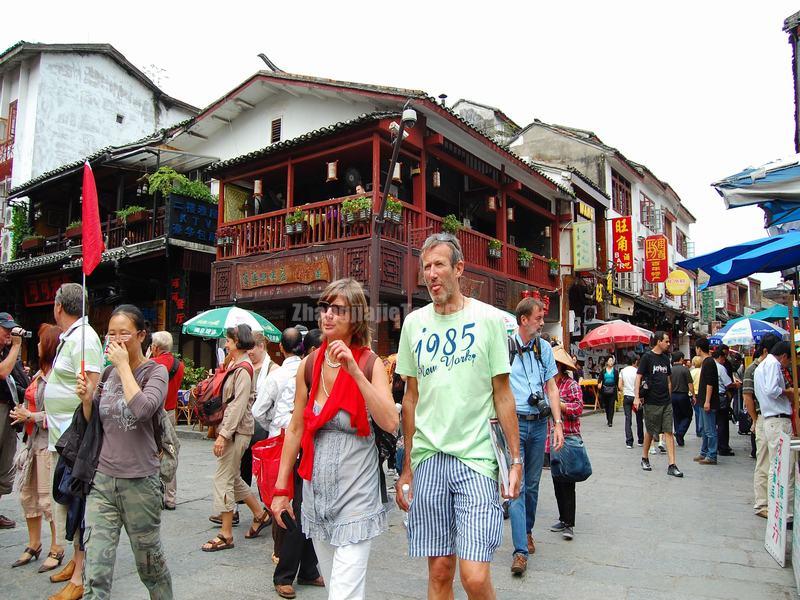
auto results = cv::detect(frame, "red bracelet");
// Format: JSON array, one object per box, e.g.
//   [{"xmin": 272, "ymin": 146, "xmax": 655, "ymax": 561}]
[{"xmin": 273, "ymin": 488, "xmax": 292, "ymax": 498}]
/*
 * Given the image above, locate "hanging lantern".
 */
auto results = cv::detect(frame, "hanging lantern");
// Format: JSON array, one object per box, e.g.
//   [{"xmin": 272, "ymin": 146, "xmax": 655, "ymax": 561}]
[
  {"xmin": 507, "ymin": 206, "xmax": 515, "ymax": 222},
  {"xmin": 487, "ymin": 196, "xmax": 497, "ymax": 211},
  {"xmin": 142, "ymin": 181, "xmax": 148, "ymax": 195},
  {"xmin": 544, "ymin": 225, "xmax": 551, "ymax": 237},
  {"xmin": 393, "ymin": 161, "xmax": 402, "ymax": 182},
  {"xmin": 326, "ymin": 160, "xmax": 338, "ymax": 182},
  {"xmin": 136, "ymin": 183, "xmax": 142, "ymax": 197},
  {"xmin": 254, "ymin": 179, "xmax": 263, "ymax": 196},
  {"xmin": 432, "ymin": 168, "xmax": 441, "ymax": 188}
]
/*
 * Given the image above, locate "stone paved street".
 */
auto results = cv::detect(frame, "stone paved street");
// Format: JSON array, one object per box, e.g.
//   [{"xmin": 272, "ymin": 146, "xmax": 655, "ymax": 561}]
[{"xmin": 1, "ymin": 411, "xmax": 796, "ymax": 599}]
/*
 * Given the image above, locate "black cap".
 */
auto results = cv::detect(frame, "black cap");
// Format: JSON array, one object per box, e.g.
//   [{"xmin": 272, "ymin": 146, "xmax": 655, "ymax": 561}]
[{"xmin": 0, "ymin": 312, "xmax": 19, "ymax": 330}]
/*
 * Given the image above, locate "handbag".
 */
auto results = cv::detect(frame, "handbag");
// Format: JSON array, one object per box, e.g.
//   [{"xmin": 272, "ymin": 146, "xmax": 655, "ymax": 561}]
[
  {"xmin": 252, "ymin": 431, "xmax": 292, "ymax": 505},
  {"xmin": 601, "ymin": 384, "xmax": 615, "ymax": 395},
  {"xmin": 550, "ymin": 435, "xmax": 592, "ymax": 482}
]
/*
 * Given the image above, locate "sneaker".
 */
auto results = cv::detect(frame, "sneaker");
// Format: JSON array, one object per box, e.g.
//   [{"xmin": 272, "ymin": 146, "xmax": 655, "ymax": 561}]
[
  {"xmin": 637, "ymin": 441, "xmax": 643, "ymax": 447},
  {"xmin": 692, "ymin": 455, "xmax": 705, "ymax": 462},
  {"xmin": 562, "ymin": 526, "xmax": 574, "ymax": 540},
  {"xmin": 658, "ymin": 444, "xmax": 667, "ymax": 454},
  {"xmin": 626, "ymin": 443, "xmax": 633, "ymax": 449},
  {"xmin": 698, "ymin": 458, "xmax": 717, "ymax": 465},
  {"xmin": 511, "ymin": 553, "xmax": 527, "ymax": 575},
  {"xmin": 649, "ymin": 447, "xmax": 657, "ymax": 455},
  {"xmin": 667, "ymin": 464, "xmax": 684, "ymax": 478},
  {"xmin": 641, "ymin": 458, "xmax": 652, "ymax": 471},
  {"xmin": 550, "ymin": 521, "xmax": 566, "ymax": 532}
]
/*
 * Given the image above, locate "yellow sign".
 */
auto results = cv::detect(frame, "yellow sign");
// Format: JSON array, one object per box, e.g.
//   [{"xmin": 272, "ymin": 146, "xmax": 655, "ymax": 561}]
[
  {"xmin": 578, "ymin": 201, "xmax": 595, "ymax": 221},
  {"xmin": 665, "ymin": 270, "xmax": 691, "ymax": 296}
]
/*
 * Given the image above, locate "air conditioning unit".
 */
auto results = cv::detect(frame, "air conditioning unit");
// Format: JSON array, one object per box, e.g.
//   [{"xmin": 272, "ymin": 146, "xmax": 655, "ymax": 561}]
[{"xmin": 714, "ymin": 299, "xmax": 724, "ymax": 309}]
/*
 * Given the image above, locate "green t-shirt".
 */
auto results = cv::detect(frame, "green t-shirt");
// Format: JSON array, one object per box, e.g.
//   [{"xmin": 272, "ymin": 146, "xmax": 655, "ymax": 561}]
[{"xmin": 395, "ymin": 298, "xmax": 511, "ymax": 480}]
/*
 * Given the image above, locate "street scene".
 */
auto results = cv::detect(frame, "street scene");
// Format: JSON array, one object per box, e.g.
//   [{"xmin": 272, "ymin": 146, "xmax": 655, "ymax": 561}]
[{"xmin": 2, "ymin": 2, "xmax": 800, "ymax": 599}]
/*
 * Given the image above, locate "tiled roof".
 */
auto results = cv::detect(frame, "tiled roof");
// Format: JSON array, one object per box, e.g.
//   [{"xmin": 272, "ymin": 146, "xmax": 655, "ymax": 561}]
[{"xmin": 207, "ymin": 112, "xmax": 399, "ymax": 173}]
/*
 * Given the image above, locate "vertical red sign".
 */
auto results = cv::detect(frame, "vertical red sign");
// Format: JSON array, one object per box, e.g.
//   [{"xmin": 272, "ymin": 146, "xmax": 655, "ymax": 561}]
[
  {"xmin": 612, "ymin": 216, "xmax": 633, "ymax": 272},
  {"xmin": 644, "ymin": 234, "xmax": 668, "ymax": 283}
]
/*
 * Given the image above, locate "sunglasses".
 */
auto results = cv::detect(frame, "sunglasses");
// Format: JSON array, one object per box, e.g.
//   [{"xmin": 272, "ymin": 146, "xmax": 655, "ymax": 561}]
[{"xmin": 316, "ymin": 301, "xmax": 349, "ymax": 317}]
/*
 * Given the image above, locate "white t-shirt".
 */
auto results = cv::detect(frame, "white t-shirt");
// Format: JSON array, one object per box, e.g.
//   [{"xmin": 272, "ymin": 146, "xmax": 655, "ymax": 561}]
[{"xmin": 620, "ymin": 365, "xmax": 638, "ymax": 397}]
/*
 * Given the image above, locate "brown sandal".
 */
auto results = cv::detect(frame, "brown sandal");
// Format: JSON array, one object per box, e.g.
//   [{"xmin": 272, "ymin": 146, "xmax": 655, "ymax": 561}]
[
  {"xmin": 245, "ymin": 509, "xmax": 272, "ymax": 539},
  {"xmin": 201, "ymin": 534, "xmax": 234, "ymax": 552}
]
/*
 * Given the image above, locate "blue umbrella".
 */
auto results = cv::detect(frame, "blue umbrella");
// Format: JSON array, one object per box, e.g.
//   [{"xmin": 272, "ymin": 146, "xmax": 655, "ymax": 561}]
[
  {"xmin": 708, "ymin": 318, "xmax": 788, "ymax": 346},
  {"xmin": 713, "ymin": 155, "xmax": 800, "ymax": 209},
  {"xmin": 677, "ymin": 231, "xmax": 800, "ymax": 288}
]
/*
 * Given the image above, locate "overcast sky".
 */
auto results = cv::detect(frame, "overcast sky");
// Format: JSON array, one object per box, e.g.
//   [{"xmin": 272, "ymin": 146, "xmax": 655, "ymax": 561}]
[{"xmin": 6, "ymin": 1, "xmax": 799, "ymax": 287}]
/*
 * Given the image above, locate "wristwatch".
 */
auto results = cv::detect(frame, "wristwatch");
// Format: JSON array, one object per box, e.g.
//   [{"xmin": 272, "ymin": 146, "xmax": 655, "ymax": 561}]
[
  {"xmin": 553, "ymin": 419, "xmax": 563, "ymax": 426},
  {"xmin": 511, "ymin": 457, "xmax": 524, "ymax": 466}
]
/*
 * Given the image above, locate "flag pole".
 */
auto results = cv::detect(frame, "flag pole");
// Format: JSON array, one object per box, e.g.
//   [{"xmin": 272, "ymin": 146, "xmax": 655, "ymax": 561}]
[{"xmin": 81, "ymin": 270, "xmax": 86, "ymax": 378}]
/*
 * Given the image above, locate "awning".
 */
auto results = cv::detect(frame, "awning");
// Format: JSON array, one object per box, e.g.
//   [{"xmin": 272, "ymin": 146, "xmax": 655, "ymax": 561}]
[{"xmin": 713, "ymin": 154, "xmax": 800, "ymax": 209}]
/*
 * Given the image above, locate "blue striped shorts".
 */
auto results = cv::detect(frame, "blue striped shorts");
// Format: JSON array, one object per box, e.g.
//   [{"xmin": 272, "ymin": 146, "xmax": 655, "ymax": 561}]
[{"xmin": 407, "ymin": 452, "xmax": 503, "ymax": 562}]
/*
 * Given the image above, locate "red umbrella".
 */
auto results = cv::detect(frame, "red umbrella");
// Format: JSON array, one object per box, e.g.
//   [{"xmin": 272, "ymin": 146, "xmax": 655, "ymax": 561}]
[{"xmin": 577, "ymin": 320, "xmax": 653, "ymax": 350}]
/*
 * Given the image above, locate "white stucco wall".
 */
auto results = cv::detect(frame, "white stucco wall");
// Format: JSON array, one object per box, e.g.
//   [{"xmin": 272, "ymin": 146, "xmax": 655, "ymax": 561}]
[{"xmin": 190, "ymin": 93, "xmax": 377, "ymax": 161}]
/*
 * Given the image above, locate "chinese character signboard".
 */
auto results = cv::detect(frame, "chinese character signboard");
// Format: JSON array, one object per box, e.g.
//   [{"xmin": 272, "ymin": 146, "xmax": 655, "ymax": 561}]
[
  {"xmin": 612, "ymin": 216, "xmax": 633, "ymax": 272},
  {"xmin": 701, "ymin": 290, "xmax": 715, "ymax": 323},
  {"xmin": 23, "ymin": 274, "xmax": 73, "ymax": 307},
  {"xmin": 169, "ymin": 197, "xmax": 218, "ymax": 246},
  {"xmin": 765, "ymin": 431, "xmax": 791, "ymax": 566},
  {"xmin": 169, "ymin": 275, "xmax": 188, "ymax": 327},
  {"xmin": 239, "ymin": 258, "xmax": 331, "ymax": 290},
  {"xmin": 572, "ymin": 221, "xmax": 596, "ymax": 271},
  {"xmin": 644, "ymin": 234, "xmax": 668, "ymax": 283}
]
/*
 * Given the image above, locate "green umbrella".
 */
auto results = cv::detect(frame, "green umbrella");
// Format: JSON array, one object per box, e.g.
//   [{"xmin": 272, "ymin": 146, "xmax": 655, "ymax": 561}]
[{"xmin": 182, "ymin": 306, "xmax": 281, "ymax": 342}]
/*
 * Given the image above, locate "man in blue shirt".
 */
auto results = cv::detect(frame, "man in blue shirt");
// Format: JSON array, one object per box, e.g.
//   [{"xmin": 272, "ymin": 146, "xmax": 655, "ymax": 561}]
[{"xmin": 509, "ymin": 298, "xmax": 564, "ymax": 576}]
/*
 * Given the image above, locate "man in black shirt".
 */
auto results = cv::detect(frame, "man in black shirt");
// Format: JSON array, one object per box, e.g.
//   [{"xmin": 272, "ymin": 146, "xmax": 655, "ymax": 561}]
[
  {"xmin": 694, "ymin": 337, "xmax": 720, "ymax": 465},
  {"xmin": 635, "ymin": 331, "xmax": 683, "ymax": 477},
  {"xmin": 0, "ymin": 312, "xmax": 29, "ymax": 529}
]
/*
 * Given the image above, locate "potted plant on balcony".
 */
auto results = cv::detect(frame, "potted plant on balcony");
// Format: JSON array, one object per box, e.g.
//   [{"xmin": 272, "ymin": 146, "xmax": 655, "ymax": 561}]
[
  {"xmin": 341, "ymin": 198, "xmax": 355, "ymax": 225},
  {"xmin": 518, "ymin": 247, "xmax": 533, "ymax": 269},
  {"xmin": 442, "ymin": 214, "xmax": 461, "ymax": 235},
  {"xmin": 116, "ymin": 205, "xmax": 149, "ymax": 226},
  {"xmin": 354, "ymin": 196, "xmax": 372, "ymax": 223},
  {"xmin": 65, "ymin": 220, "xmax": 82, "ymax": 240},
  {"xmin": 20, "ymin": 234, "xmax": 45, "ymax": 252},
  {"xmin": 290, "ymin": 209, "xmax": 306, "ymax": 234},
  {"xmin": 548, "ymin": 257, "xmax": 560, "ymax": 277},
  {"xmin": 147, "ymin": 166, "xmax": 217, "ymax": 204},
  {"xmin": 386, "ymin": 196, "xmax": 403, "ymax": 224},
  {"xmin": 488, "ymin": 238, "xmax": 502, "ymax": 260}
]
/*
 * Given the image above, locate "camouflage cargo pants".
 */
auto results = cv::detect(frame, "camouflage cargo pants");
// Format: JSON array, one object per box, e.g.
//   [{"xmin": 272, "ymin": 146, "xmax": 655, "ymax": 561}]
[{"xmin": 84, "ymin": 471, "xmax": 172, "ymax": 599}]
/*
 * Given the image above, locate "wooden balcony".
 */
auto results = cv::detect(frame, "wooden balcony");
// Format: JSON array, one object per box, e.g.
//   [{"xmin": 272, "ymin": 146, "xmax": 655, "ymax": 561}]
[{"xmin": 217, "ymin": 196, "xmax": 556, "ymax": 290}]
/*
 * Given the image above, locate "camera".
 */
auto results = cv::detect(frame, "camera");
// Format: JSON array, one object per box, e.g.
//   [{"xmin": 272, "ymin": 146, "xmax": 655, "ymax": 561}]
[
  {"xmin": 527, "ymin": 391, "xmax": 551, "ymax": 417},
  {"xmin": 10, "ymin": 327, "xmax": 32, "ymax": 339}
]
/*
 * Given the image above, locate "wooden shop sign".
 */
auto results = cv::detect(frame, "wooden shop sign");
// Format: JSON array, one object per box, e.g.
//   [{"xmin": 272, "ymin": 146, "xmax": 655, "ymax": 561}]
[{"xmin": 239, "ymin": 258, "xmax": 331, "ymax": 290}]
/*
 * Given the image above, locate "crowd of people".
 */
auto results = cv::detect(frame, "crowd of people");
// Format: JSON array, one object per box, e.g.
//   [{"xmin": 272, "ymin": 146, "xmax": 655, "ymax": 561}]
[{"xmin": 0, "ymin": 233, "xmax": 795, "ymax": 599}]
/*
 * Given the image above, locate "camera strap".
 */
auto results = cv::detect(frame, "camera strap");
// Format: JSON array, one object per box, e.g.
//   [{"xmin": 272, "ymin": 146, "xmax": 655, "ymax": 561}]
[{"xmin": 514, "ymin": 335, "xmax": 546, "ymax": 399}]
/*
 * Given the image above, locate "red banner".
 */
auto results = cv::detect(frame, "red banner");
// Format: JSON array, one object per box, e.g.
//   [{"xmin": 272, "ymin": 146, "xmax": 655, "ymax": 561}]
[
  {"xmin": 611, "ymin": 216, "xmax": 633, "ymax": 273},
  {"xmin": 644, "ymin": 234, "xmax": 668, "ymax": 283}
]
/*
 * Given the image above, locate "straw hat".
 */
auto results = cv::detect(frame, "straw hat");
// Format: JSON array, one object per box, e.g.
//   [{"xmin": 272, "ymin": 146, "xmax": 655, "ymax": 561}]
[{"xmin": 552, "ymin": 345, "xmax": 577, "ymax": 371}]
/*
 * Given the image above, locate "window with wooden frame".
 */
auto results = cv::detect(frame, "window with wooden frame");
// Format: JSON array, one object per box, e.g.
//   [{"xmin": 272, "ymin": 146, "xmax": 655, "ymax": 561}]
[
  {"xmin": 676, "ymin": 228, "xmax": 688, "ymax": 257},
  {"xmin": 749, "ymin": 280, "xmax": 762, "ymax": 308},
  {"xmin": 270, "ymin": 118, "xmax": 282, "ymax": 144},
  {"xmin": 726, "ymin": 285, "xmax": 738, "ymax": 312},
  {"xmin": 642, "ymin": 272, "xmax": 654, "ymax": 296},
  {"xmin": 6, "ymin": 101, "xmax": 17, "ymax": 142},
  {"xmin": 640, "ymin": 193, "xmax": 654, "ymax": 229},
  {"xmin": 663, "ymin": 216, "xmax": 673, "ymax": 245},
  {"xmin": 612, "ymin": 170, "xmax": 632, "ymax": 215}
]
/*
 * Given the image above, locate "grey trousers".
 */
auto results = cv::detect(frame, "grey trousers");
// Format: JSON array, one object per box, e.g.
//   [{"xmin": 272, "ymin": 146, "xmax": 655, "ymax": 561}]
[
  {"xmin": 0, "ymin": 402, "xmax": 18, "ymax": 496},
  {"xmin": 163, "ymin": 411, "xmax": 178, "ymax": 508}
]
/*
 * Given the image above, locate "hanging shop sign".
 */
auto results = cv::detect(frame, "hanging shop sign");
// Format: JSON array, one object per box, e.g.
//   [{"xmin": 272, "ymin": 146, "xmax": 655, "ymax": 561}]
[
  {"xmin": 701, "ymin": 290, "xmax": 716, "ymax": 323},
  {"xmin": 169, "ymin": 196, "xmax": 218, "ymax": 246},
  {"xmin": 572, "ymin": 221, "xmax": 596, "ymax": 271},
  {"xmin": 576, "ymin": 201, "xmax": 595, "ymax": 221},
  {"xmin": 23, "ymin": 273, "xmax": 73, "ymax": 307},
  {"xmin": 169, "ymin": 275, "xmax": 188, "ymax": 326},
  {"xmin": 239, "ymin": 258, "xmax": 331, "ymax": 290},
  {"xmin": 611, "ymin": 216, "xmax": 633, "ymax": 273},
  {"xmin": 665, "ymin": 270, "xmax": 691, "ymax": 296},
  {"xmin": 644, "ymin": 234, "xmax": 668, "ymax": 283}
]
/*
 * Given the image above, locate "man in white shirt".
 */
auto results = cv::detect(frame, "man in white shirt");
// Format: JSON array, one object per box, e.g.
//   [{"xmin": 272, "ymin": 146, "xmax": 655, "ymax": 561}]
[
  {"xmin": 621, "ymin": 354, "xmax": 643, "ymax": 448},
  {"xmin": 753, "ymin": 341, "xmax": 796, "ymax": 519},
  {"xmin": 252, "ymin": 328, "xmax": 304, "ymax": 435}
]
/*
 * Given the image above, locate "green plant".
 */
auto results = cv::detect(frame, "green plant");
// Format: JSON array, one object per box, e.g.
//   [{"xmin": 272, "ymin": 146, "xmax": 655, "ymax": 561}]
[
  {"xmin": 179, "ymin": 356, "xmax": 210, "ymax": 389},
  {"xmin": 548, "ymin": 257, "xmax": 559, "ymax": 270},
  {"xmin": 146, "ymin": 166, "xmax": 217, "ymax": 203},
  {"xmin": 21, "ymin": 234, "xmax": 44, "ymax": 243},
  {"xmin": 116, "ymin": 205, "xmax": 149, "ymax": 223},
  {"xmin": 9, "ymin": 205, "xmax": 32, "ymax": 259},
  {"xmin": 442, "ymin": 214, "xmax": 461, "ymax": 235},
  {"xmin": 341, "ymin": 198, "xmax": 356, "ymax": 215},
  {"xmin": 354, "ymin": 196, "xmax": 372, "ymax": 211},
  {"xmin": 286, "ymin": 208, "xmax": 305, "ymax": 225},
  {"xmin": 386, "ymin": 196, "xmax": 402, "ymax": 213},
  {"xmin": 67, "ymin": 220, "xmax": 82, "ymax": 229},
  {"xmin": 518, "ymin": 248, "xmax": 533, "ymax": 262},
  {"xmin": 488, "ymin": 238, "xmax": 501, "ymax": 251}
]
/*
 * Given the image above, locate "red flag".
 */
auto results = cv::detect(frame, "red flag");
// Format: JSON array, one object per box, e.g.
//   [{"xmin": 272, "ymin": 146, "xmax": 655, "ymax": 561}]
[{"xmin": 81, "ymin": 162, "xmax": 104, "ymax": 275}]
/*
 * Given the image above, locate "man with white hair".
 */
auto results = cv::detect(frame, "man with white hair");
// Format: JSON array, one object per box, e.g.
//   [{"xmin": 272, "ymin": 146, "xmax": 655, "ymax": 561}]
[{"xmin": 151, "ymin": 331, "xmax": 184, "ymax": 510}]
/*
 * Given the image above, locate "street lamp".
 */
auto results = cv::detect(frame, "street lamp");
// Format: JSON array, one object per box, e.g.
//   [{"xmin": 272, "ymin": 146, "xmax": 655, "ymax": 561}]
[{"xmin": 368, "ymin": 99, "xmax": 417, "ymax": 350}]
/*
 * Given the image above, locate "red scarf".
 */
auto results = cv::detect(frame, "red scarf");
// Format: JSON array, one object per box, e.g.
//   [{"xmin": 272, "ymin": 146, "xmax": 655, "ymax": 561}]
[{"xmin": 298, "ymin": 341, "xmax": 371, "ymax": 480}]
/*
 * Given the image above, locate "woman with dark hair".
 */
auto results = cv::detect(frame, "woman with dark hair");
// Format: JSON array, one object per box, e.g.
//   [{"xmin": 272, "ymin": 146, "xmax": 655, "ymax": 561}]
[
  {"xmin": 75, "ymin": 304, "xmax": 173, "ymax": 598},
  {"xmin": 202, "ymin": 323, "xmax": 269, "ymax": 552},
  {"xmin": 598, "ymin": 355, "xmax": 618, "ymax": 427},
  {"xmin": 271, "ymin": 278, "xmax": 398, "ymax": 599},
  {"xmin": 9, "ymin": 324, "xmax": 62, "ymax": 571}
]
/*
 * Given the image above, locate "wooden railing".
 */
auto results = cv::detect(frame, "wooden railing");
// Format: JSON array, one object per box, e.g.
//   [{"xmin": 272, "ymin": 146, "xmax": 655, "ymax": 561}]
[{"xmin": 217, "ymin": 197, "xmax": 556, "ymax": 289}]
